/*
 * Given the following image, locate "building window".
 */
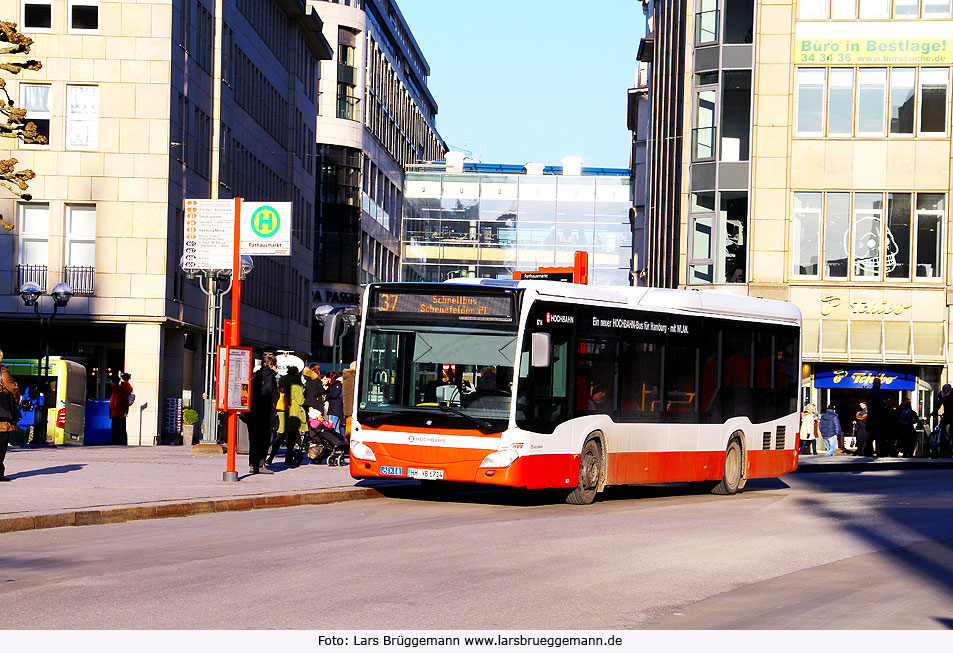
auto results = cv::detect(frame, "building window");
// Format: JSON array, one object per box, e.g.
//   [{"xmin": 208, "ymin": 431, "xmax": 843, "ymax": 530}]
[
  {"xmin": 337, "ymin": 82, "xmax": 359, "ymax": 121},
  {"xmin": 723, "ymin": 0, "xmax": 754, "ymax": 43},
  {"xmin": 885, "ymin": 192, "xmax": 911, "ymax": 279},
  {"xmin": 890, "ymin": 68, "xmax": 916, "ymax": 135},
  {"xmin": 799, "ymin": 0, "xmax": 827, "ymax": 18},
  {"xmin": 693, "ymin": 89, "xmax": 717, "ymax": 160},
  {"xmin": 859, "ymin": 0, "xmax": 890, "ymax": 17},
  {"xmin": 696, "ymin": 0, "xmax": 719, "ymax": 44},
  {"xmin": 856, "ymin": 69, "xmax": 886, "ymax": 136},
  {"xmin": 66, "ymin": 85, "xmax": 98, "ymax": 150},
  {"xmin": 18, "ymin": 202, "xmax": 49, "ymax": 268},
  {"xmin": 338, "ymin": 43, "xmax": 355, "ymax": 67},
  {"xmin": 721, "ymin": 70, "xmax": 751, "ymax": 161},
  {"xmin": 824, "ymin": 193, "xmax": 851, "ymax": 279},
  {"xmin": 720, "ymin": 192, "xmax": 747, "ymax": 283},
  {"xmin": 831, "ymin": 0, "xmax": 858, "ymax": 16},
  {"xmin": 796, "ymin": 68, "xmax": 824, "ymax": 135},
  {"xmin": 66, "ymin": 205, "xmax": 96, "ymax": 268},
  {"xmin": 919, "ymin": 68, "xmax": 949, "ymax": 134},
  {"xmin": 22, "ymin": 1, "xmax": 52, "ymax": 29},
  {"xmin": 827, "ymin": 69, "xmax": 854, "ymax": 136},
  {"xmin": 924, "ymin": 0, "xmax": 953, "ymax": 16},
  {"xmin": 894, "ymin": 0, "xmax": 919, "ymax": 15},
  {"xmin": 853, "ymin": 193, "xmax": 883, "ymax": 278},
  {"xmin": 20, "ymin": 83, "xmax": 50, "ymax": 145},
  {"xmin": 915, "ymin": 194, "xmax": 944, "ymax": 279},
  {"xmin": 687, "ymin": 191, "xmax": 747, "ymax": 285},
  {"xmin": 68, "ymin": 0, "xmax": 99, "ymax": 31},
  {"xmin": 793, "ymin": 192, "xmax": 822, "ymax": 277}
]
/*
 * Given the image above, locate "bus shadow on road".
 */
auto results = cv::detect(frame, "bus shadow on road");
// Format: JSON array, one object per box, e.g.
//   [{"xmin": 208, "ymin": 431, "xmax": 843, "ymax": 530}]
[{"xmin": 361, "ymin": 477, "xmax": 791, "ymax": 507}]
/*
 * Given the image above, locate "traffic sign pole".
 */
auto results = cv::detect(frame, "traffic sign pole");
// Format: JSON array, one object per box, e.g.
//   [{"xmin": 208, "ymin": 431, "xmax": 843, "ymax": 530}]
[{"xmin": 223, "ymin": 196, "xmax": 243, "ymax": 482}]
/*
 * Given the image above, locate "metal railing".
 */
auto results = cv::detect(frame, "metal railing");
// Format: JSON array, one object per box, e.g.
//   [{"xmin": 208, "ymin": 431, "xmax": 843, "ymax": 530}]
[
  {"xmin": 16, "ymin": 264, "xmax": 47, "ymax": 293},
  {"xmin": 64, "ymin": 266, "xmax": 95, "ymax": 295}
]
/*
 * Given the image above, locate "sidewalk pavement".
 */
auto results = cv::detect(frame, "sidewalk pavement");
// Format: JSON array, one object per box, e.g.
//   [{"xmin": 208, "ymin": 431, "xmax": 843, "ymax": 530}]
[{"xmin": 2, "ymin": 445, "xmax": 953, "ymax": 534}]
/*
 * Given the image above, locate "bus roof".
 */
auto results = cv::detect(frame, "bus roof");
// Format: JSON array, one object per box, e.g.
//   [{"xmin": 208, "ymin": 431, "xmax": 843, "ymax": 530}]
[{"xmin": 443, "ymin": 278, "xmax": 802, "ymax": 325}]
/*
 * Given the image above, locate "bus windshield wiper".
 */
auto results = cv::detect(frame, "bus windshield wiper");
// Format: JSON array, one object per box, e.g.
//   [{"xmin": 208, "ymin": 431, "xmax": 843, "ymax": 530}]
[
  {"xmin": 360, "ymin": 410, "xmax": 415, "ymax": 427},
  {"xmin": 437, "ymin": 404, "xmax": 496, "ymax": 434}
]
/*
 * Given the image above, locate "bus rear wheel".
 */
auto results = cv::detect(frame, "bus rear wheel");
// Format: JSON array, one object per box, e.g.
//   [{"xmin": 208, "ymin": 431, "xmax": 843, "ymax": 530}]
[
  {"xmin": 711, "ymin": 439, "xmax": 743, "ymax": 495},
  {"xmin": 566, "ymin": 437, "xmax": 603, "ymax": 505}
]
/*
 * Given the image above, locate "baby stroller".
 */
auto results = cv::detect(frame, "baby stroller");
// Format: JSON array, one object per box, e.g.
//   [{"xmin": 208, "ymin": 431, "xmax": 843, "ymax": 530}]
[{"xmin": 300, "ymin": 416, "xmax": 348, "ymax": 466}]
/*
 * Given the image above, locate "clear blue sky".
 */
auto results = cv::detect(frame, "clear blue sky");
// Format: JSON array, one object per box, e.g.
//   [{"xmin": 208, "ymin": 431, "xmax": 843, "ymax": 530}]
[{"xmin": 396, "ymin": 0, "xmax": 645, "ymax": 170}]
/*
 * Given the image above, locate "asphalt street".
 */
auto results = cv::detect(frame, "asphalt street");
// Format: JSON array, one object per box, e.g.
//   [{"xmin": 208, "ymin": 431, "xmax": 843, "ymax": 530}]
[{"xmin": 2, "ymin": 469, "xmax": 953, "ymax": 629}]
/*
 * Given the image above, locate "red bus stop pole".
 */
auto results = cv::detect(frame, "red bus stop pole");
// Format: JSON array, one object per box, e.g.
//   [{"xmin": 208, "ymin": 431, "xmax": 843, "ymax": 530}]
[{"xmin": 224, "ymin": 196, "xmax": 242, "ymax": 482}]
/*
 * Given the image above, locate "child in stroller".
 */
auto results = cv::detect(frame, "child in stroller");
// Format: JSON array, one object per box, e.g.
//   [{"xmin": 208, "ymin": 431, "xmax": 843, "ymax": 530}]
[{"xmin": 300, "ymin": 413, "xmax": 348, "ymax": 466}]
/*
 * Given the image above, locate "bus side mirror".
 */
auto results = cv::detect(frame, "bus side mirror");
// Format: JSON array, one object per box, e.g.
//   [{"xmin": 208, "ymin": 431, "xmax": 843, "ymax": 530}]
[{"xmin": 531, "ymin": 332, "xmax": 551, "ymax": 368}]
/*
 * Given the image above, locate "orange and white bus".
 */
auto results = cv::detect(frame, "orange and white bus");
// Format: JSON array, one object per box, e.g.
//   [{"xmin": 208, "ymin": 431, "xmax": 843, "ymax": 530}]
[{"xmin": 349, "ymin": 280, "xmax": 801, "ymax": 503}]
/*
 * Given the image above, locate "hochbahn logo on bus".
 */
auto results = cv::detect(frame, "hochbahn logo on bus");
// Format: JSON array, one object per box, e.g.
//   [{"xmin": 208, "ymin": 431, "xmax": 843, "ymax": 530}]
[{"xmin": 545, "ymin": 312, "xmax": 573, "ymax": 324}]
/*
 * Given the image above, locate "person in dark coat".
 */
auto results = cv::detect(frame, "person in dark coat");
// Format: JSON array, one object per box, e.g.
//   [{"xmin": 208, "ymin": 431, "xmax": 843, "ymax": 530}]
[
  {"xmin": 865, "ymin": 378, "xmax": 885, "ymax": 456},
  {"xmin": 0, "ymin": 348, "xmax": 20, "ymax": 482},
  {"xmin": 244, "ymin": 353, "xmax": 278, "ymax": 474},
  {"xmin": 852, "ymin": 402, "xmax": 869, "ymax": 457},
  {"xmin": 881, "ymin": 398, "xmax": 900, "ymax": 457},
  {"xmin": 898, "ymin": 399, "xmax": 918, "ymax": 458},
  {"xmin": 931, "ymin": 383, "xmax": 953, "ymax": 457},
  {"xmin": 326, "ymin": 371, "xmax": 345, "ymax": 436}
]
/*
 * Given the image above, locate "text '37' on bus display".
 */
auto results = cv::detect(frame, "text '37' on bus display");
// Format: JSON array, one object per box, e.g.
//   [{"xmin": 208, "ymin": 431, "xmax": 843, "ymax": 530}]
[{"xmin": 349, "ymin": 280, "xmax": 802, "ymax": 504}]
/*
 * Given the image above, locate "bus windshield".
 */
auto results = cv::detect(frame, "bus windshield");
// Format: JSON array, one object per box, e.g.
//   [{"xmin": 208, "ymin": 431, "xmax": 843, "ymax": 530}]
[{"xmin": 357, "ymin": 326, "xmax": 517, "ymax": 432}]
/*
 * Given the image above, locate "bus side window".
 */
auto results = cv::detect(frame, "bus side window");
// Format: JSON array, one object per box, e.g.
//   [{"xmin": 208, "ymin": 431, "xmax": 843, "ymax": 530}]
[
  {"xmin": 619, "ymin": 339, "xmax": 663, "ymax": 422},
  {"xmin": 775, "ymin": 327, "xmax": 799, "ymax": 418},
  {"xmin": 699, "ymin": 323, "xmax": 722, "ymax": 424},
  {"xmin": 516, "ymin": 329, "xmax": 571, "ymax": 434}
]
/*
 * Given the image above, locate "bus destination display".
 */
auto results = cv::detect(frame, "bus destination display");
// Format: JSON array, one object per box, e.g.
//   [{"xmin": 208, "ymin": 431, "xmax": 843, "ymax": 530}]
[{"xmin": 372, "ymin": 290, "xmax": 513, "ymax": 321}]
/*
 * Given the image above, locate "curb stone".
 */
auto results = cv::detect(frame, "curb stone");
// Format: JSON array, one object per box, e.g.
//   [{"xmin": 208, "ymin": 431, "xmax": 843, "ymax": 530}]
[{"xmin": 0, "ymin": 486, "xmax": 386, "ymax": 534}]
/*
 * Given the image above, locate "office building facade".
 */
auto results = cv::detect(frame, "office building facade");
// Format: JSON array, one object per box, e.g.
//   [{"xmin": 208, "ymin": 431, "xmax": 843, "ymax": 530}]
[
  {"xmin": 309, "ymin": 0, "xmax": 445, "ymax": 362},
  {"xmin": 0, "ymin": 0, "xmax": 332, "ymax": 444},
  {"xmin": 640, "ymin": 0, "xmax": 952, "ymax": 415},
  {"xmin": 401, "ymin": 158, "xmax": 633, "ymax": 286}
]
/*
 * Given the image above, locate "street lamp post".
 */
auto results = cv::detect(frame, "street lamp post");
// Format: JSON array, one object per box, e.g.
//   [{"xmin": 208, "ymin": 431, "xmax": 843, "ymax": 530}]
[{"xmin": 19, "ymin": 281, "xmax": 73, "ymax": 445}]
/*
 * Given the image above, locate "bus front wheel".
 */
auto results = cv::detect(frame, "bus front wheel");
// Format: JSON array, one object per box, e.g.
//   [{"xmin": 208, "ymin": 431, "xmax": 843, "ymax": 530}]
[
  {"xmin": 566, "ymin": 437, "xmax": 603, "ymax": 505},
  {"xmin": 711, "ymin": 439, "xmax": 743, "ymax": 495}
]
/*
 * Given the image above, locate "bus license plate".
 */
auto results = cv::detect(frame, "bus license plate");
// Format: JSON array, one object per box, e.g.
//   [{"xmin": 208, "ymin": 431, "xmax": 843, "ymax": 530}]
[{"xmin": 407, "ymin": 468, "xmax": 444, "ymax": 480}]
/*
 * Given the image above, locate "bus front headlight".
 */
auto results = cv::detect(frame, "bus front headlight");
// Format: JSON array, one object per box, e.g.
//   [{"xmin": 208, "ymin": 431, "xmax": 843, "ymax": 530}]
[
  {"xmin": 350, "ymin": 441, "xmax": 376, "ymax": 462},
  {"xmin": 479, "ymin": 449, "xmax": 519, "ymax": 469}
]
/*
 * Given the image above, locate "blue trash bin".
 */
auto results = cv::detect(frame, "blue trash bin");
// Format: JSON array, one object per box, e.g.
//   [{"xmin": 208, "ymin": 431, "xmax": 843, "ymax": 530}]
[{"xmin": 84, "ymin": 399, "xmax": 112, "ymax": 445}]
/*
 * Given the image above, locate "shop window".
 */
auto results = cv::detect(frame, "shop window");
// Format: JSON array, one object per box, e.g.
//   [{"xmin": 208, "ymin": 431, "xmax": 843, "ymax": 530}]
[
  {"xmin": 915, "ymin": 194, "xmax": 944, "ymax": 279},
  {"xmin": 889, "ymin": 68, "xmax": 916, "ymax": 135},
  {"xmin": 723, "ymin": 0, "xmax": 754, "ymax": 44},
  {"xmin": 22, "ymin": 1, "xmax": 52, "ymax": 29},
  {"xmin": 696, "ymin": 0, "xmax": 719, "ymax": 44},
  {"xmin": 721, "ymin": 70, "xmax": 751, "ymax": 161},
  {"xmin": 919, "ymin": 68, "xmax": 948, "ymax": 134},
  {"xmin": 824, "ymin": 193, "xmax": 850, "ymax": 279},
  {"xmin": 793, "ymin": 192, "xmax": 822, "ymax": 277},
  {"xmin": 693, "ymin": 89, "xmax": 717, "ymax": 160},
  {"xmin": 827, "ymin": 69, "xmax": 854, "ymax": 136},
  {"xmin": 859, "ymin": 0, "xmax": 890, "ymax": 17},
  {"xmin": 831, "ymin": 0, "xmax": 857, "ymax": 17},
  {"xmin": 720, "ymin": 192, "xmax": 747, "ymax": 283},
  {"xmin": 885, "ymin": 193, "xmax": 911, "ymax": 279},
  {"xmin": 856, "ymin": 69, "xmax": 886, "ymax": 136},
  {"xmin": 796, "ymin": 69, "xmax": 824, "ymax": 135},
  {"xmin": 20, "ymin": 83, "xmax": 50, "ymax": 145}
]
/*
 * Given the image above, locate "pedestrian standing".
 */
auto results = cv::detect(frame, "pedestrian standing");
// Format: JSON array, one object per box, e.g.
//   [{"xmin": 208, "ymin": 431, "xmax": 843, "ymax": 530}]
[
  {"xmin": 326, "ymin": 371, "xmax": 345, "ymax": 437},
  {"xmin": 898, "ymin": 399, "xmax": 918, "ymax": 458},
  {"xmin": 108, "ymin": 372, "xmax": 133, "ymax": 445},
  {"xmin": 269, "ymin": 366, "xmax": 306, "ymax": 466},
  {"xmin": 931, "ymin": 383, "xmax": 953, "ymax": 458},
  {"xmin": 800, "ymin": 403, "xmax": 818, "ymax": 455},
  {"xmin": 853, "ymin": 402, "xmax": 870, "ymax": 457},
  {"xmin": 0, "ymin": 348, "xmax": 21, "ymax": 482},
  {"xmin": 882, "ymin": 398, "xmax": 900, "ymax": 457},
  {"xmin": 244, "ymin": 353, "xmax": 278, "ymax": 474},
  {"xmin": 865, "ymin": 378, "xmax": 885, "ymax": 456},
  {"xmin": 303, "ymin": 364, "xmax": 326, "ymax": 435},
  {"xmin": 341, "ymin": 362, "xmax": 356, "ymax": 440},
  {"xmin": 818, "ymin": 405, "xmax": 841, "ymax": 457}
]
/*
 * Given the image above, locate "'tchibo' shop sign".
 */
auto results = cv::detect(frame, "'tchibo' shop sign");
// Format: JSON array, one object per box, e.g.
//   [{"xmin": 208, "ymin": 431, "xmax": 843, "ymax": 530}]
[{"xmin": 796, "ymin": 22, "xmax": 952, "ymax": 66}]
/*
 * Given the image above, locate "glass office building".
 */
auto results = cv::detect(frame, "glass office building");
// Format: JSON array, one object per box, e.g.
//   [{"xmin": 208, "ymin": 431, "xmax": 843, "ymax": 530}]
[{"xmin": 401, "ymin": 164, "xmax": 633, "ymax": 285}]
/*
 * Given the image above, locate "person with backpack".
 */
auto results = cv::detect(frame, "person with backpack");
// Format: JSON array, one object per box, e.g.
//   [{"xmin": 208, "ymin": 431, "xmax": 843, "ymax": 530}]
[
  {"xmin": 898, "ymin": 399, "xmax": 918, "ymax": 458},
  {"xmin": 0, "ymin": 348, "xmax": 21, "ymax": 482},
  {"xmin": 818, "ymin": 405, "xmax": 842, "ymax": 457}
]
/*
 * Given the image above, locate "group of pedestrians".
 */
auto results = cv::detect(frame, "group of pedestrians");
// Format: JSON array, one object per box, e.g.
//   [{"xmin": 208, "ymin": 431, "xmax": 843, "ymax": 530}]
[
  {"xmin": 244, "ymin": 353, "xmax": 355, "ymax": 474},
  {"xmin": 801, "ymin": 378, "xmax": 953, "ymax": 458}
]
